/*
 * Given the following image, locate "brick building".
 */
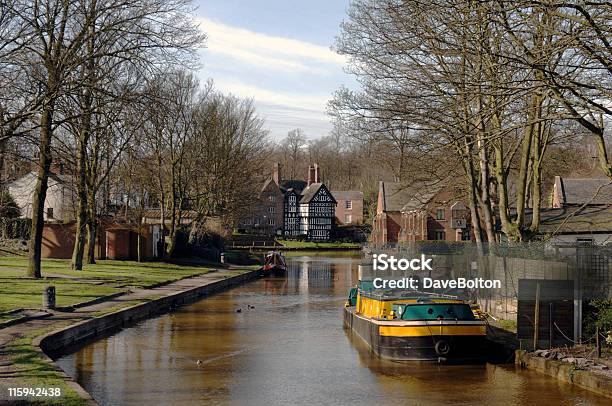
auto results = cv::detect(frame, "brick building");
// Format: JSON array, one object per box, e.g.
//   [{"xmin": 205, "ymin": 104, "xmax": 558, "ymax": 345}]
[
  {"xmin": 372, "ymin": 180, "xmax": 472, "ymax": 245},
  {"xmin": 399, "ymin": 188, "xmax": 472, "ymax": 242},
  {"xmin": 331, "ymin": 191, "xmax": 364, "ymax": 225},
  {"xmin": 371, "ymin": 181, "xmax": 413, "ymax": 245}
]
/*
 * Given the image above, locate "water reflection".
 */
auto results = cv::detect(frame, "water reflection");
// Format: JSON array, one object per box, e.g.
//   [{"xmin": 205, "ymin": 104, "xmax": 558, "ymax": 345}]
[{"xmin": 56, "ymin": 254, "xmax": 608, "ymax": 405}]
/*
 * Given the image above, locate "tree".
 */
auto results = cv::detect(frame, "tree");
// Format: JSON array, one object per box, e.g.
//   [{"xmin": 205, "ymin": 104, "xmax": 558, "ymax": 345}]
[
  {"xmin": 282, "ymin": 129, "xmax": 307, "ymax": 180},
  {"xmin": 0, "ymin": 0, "xmax": 203, "ymax": 275},
  {"xmin": 331, "ymin": 0, "xmax": 608, "ymax": 243}
]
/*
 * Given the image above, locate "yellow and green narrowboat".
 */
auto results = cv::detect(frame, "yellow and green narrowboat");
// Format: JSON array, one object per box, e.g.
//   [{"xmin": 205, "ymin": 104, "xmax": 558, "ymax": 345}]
[{"xmin": 343, "ymin": 283, "xmax": 487, "ymax": 363}]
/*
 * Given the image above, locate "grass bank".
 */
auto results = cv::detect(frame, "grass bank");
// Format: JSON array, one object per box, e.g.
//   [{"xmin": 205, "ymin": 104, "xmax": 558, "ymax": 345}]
[
  {"xmin": 276, "ymin": 239, "xmax": 361, "ymax": 249},
  {"xmin": 4, "ymin": 326, "xmax": 89, "ymax": 405},
  {"xmin": 0, "ymin": 257, "xmax": 217, "ymax": 314}
]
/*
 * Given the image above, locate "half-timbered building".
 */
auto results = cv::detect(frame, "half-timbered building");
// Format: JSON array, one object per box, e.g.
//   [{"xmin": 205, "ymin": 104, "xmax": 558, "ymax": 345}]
[
  {"xmin": 237, "ymin": 163, "xmax": 338, "ymax": 241},
  {"xmin": 299, "ymin": 182, "xmax": 336, "ymax": 240}
]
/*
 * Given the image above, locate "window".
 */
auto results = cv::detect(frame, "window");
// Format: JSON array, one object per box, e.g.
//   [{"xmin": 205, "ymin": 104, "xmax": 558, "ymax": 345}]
[
  {"xmin": 46, "ymin": 207, "xmax": 54, "ymax": 219},
  {"xmin": 268, "ymin": 218, "xmax": 275, "ymax": 226},
  {"xmin": 344, "ymin": 214, "xmax": 352, "ymax": 224},
  {"xmin": 269, "ymin": 206, "xmax": 275, "ymax": 214},
  {"xmin": 345, "ymin": 200, "xmax": 352, "ymax": 210},
  {"xmin": 435, "ymin": 230, "xmax": 446, "ymax": 240},
  {"xmin": 268, "ymin": 195, "xmax": 275, "ymax": 202},
  {"xmin": 436, "ymin": 208, "xmax": 445, "ymax": 220}
]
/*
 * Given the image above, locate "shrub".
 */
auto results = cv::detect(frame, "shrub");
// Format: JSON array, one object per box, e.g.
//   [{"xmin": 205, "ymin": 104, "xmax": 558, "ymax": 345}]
[
  {"xmin": 0, "ymin": 217, "xmax": 31, "ymax": 239},
  {"xmin": 583, "ymin": 299, "xmax": 612, "ymax": 343},
  {"xmin": 0, "ymin": 191, "xmax": 20, "ymax": 218}
]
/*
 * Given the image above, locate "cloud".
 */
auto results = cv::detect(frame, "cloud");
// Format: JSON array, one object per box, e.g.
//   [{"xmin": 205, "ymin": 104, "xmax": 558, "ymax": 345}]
[
  {"xmin": 212, "ymin": 78, "xmax": 330, "ymax": 112},
  {"xmin": 197, "ymin": 17, "xmax": 346, "ymax": 74},
  {"xmin": 211, "ymin": 78, "xmax": 333, "ymax": 139}
]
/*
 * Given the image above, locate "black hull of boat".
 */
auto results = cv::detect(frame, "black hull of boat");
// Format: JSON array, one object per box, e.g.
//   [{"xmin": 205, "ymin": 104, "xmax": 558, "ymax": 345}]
[
  {"xmin": 260, "ymin": 266, "xmax": 287, "ymax": 277},
  {"xmin": 343, "ymin": 307, "xmax": 487, "ymax": 364}
]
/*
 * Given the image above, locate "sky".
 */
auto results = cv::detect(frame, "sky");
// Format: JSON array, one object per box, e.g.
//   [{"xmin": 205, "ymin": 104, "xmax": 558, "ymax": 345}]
[{"xmin": 194, "ymin": 0, "xmax": 355, "ymax": 141}]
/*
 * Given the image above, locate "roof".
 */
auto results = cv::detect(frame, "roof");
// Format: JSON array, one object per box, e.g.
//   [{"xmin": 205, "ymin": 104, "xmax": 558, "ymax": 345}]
[
  {"xmin": 279, "ymin": 180, "xmax": 307, "ymax": 194},
  {"xmin": 401, "ymin": 182, "xmax": 444, "ymax": 212},
  {"xmin": 331, "ymin": 190, "xmax": 363, "ymax": 201},
  {"xmin": 299, "ymin": 183, "xmax": 337, "ymax": 204},
  {"xmin": 261, "ymin": 178, "xmax": 280, "ymax": 194},
  {"xmin": 379, "ymin": 182, "xmax": 416, "ymax": 212},
  {"xmin": 142, "ymin": 208, "xmax": 198, "ymax": 219},
  {"xmin": 524, "ymin": 206, "xmax": 612, "ymax": 235},
  {"xmin": 557, "ymin": 177, "xmax": 612, "ymax": 205},
  {"xmin": 300, "ymin": 183, "xmax": 322, "ymax": 203},
  {"xmin": 8, "ymin": 171, "xmax": 71, "ymax": 188}
]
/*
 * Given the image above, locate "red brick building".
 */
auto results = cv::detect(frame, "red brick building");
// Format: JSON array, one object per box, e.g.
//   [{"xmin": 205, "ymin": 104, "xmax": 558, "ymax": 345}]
[
  {"xmin": 331, "ymin": 191, "xmax": 364, "ymax": 225},
  {"xmin": 371, "ymin": 181, "xmax": 472, "ymax": 245},
  {"xmin": 399, "ymin": 189, "xmax": 471, "ymax": 242},
  {"xmin": 371, "ymin": 181, "xmax": 414, "ymax": 245}
]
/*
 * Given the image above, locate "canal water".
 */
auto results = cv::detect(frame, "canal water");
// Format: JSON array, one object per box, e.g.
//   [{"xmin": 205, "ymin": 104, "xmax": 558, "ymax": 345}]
[{"xmin": 56, "ymin": 254, "xmax": 609, "ymax": 405}]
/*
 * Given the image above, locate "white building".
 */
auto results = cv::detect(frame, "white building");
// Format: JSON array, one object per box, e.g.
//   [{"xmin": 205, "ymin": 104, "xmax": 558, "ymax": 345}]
[{"xmin": 7, "ymin": 172, "xmax": 75, "ymax": 221}]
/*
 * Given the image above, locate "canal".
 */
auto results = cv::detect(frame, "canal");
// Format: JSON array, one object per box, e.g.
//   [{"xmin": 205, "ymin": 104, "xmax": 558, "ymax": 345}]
[{"xmin": 56, "ymin": 254, "xmax": 609, "ymax": 405}]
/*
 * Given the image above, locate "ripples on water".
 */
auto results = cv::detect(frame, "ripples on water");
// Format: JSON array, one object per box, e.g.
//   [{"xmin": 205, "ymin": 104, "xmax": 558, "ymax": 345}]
[{"xmin": 56, "ymin": 254, "xmax": 609, "ymax": 405}]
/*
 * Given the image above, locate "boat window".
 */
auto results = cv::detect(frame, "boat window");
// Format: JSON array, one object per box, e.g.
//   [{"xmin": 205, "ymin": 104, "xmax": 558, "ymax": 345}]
[{"xmin": 401, "ymin": 304, "xmax": 475, "ymax": 321}]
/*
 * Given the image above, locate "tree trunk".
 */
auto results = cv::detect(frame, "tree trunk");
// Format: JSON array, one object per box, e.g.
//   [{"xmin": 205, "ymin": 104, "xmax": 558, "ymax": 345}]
[
  {"xmin": 493, "ymin": 140, "xmax": 521, "ymax": 242},
  {"xmin": 516, "ymin": 96, "xmax": 537, "ymax": 227},
  {"xmin": 137, "ymin": 226, "xmax": 142, "ymax": 263},
  {"xmin": 530, "ymin": 120, "xmax": 544, "ymax": 234},
  {"xmin": 460, "ymin": 140, "xmax": 483, "ymax": 245},
  {"xmin": 71, "ymin": 135, "xmax": 88, "ymax": 270},
  {"xmin": 27, "ymin": 101, "xmax": 54, "ymax": 278},
  {"xmin": 85, "ymin": 188, "xmax": 97, "ymax": 264},
  {"xmin": 477, "ymin": 131, "xmax": 496, "ymax": 243},
  {"xmin": 593, "ymin": 129, "xmax": 612, "ymax": 179}
]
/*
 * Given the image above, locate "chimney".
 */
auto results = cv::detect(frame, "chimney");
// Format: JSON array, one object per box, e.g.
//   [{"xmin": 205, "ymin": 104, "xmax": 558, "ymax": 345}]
[
  {"xmin": 314, "ymin": 164, "xmax": 321, "ymax": 183},
  {"xmin": 272, "ymin": 162, "xmax": 281, "ymax": 185},
  {"xmin": 307, "ymin": 165, "xmax": 315, "ymax": 186}
]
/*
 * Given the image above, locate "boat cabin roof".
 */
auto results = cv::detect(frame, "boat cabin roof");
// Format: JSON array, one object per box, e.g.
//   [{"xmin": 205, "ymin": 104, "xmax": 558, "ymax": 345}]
[{"xmin": 358, "ymin": 285, "xmax": 460, "ymax": 303}]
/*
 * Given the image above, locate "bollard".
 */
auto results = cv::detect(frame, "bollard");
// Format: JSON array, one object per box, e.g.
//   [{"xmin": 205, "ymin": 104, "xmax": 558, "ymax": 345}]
[
  {"xmin": 220, "ymin": 253, "xmax": 225, "ymax": 264},
  {"xmin": 43, "ymin": 285, "xmax": 56, "ymax": 309}
]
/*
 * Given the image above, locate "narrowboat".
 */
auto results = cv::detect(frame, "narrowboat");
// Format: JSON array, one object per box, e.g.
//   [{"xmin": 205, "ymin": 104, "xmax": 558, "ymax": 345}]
[
  {"xmin": 261, "ymin": 251, "xmax": 287, "ymax": 276},
  {"xmin": 343, "ymin": 283, "xmax": 487, "ymax": 363}
]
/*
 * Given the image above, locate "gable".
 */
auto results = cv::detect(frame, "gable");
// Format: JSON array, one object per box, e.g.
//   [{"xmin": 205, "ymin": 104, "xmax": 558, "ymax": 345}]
[
  {"xmin": 260, "ymin": 178, "xmax": 282, "ymax": 196},
  {"xmin": 300, "ymin": 183, "xmax": 337, "ymax": 204},
  {"xmin": 311, "ymin": 185, "xmax": 336, "ymax": 203}
]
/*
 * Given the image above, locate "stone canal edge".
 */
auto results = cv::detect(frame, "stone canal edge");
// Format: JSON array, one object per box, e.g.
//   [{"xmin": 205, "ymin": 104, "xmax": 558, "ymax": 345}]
[
  {"xmin": 515, "ymin": 350, "xmax": 612, "ymax": 399},
  {"xmin": 0, "ymin": 267, "xmax": 261, "ymax": 405}
]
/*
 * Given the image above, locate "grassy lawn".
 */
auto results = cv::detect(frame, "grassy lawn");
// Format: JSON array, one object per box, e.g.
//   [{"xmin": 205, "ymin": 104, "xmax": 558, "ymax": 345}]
[
  {"xmin": 276, "ymin": 239, "xmax": 361, "ymax": 249},
  {"xmin": 0, "ymin": 257, "xmax": 217, "ymax": 314},
  {"xmin": 4, "ymin": 326, "xmax": 93, "ymax": 405}
]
